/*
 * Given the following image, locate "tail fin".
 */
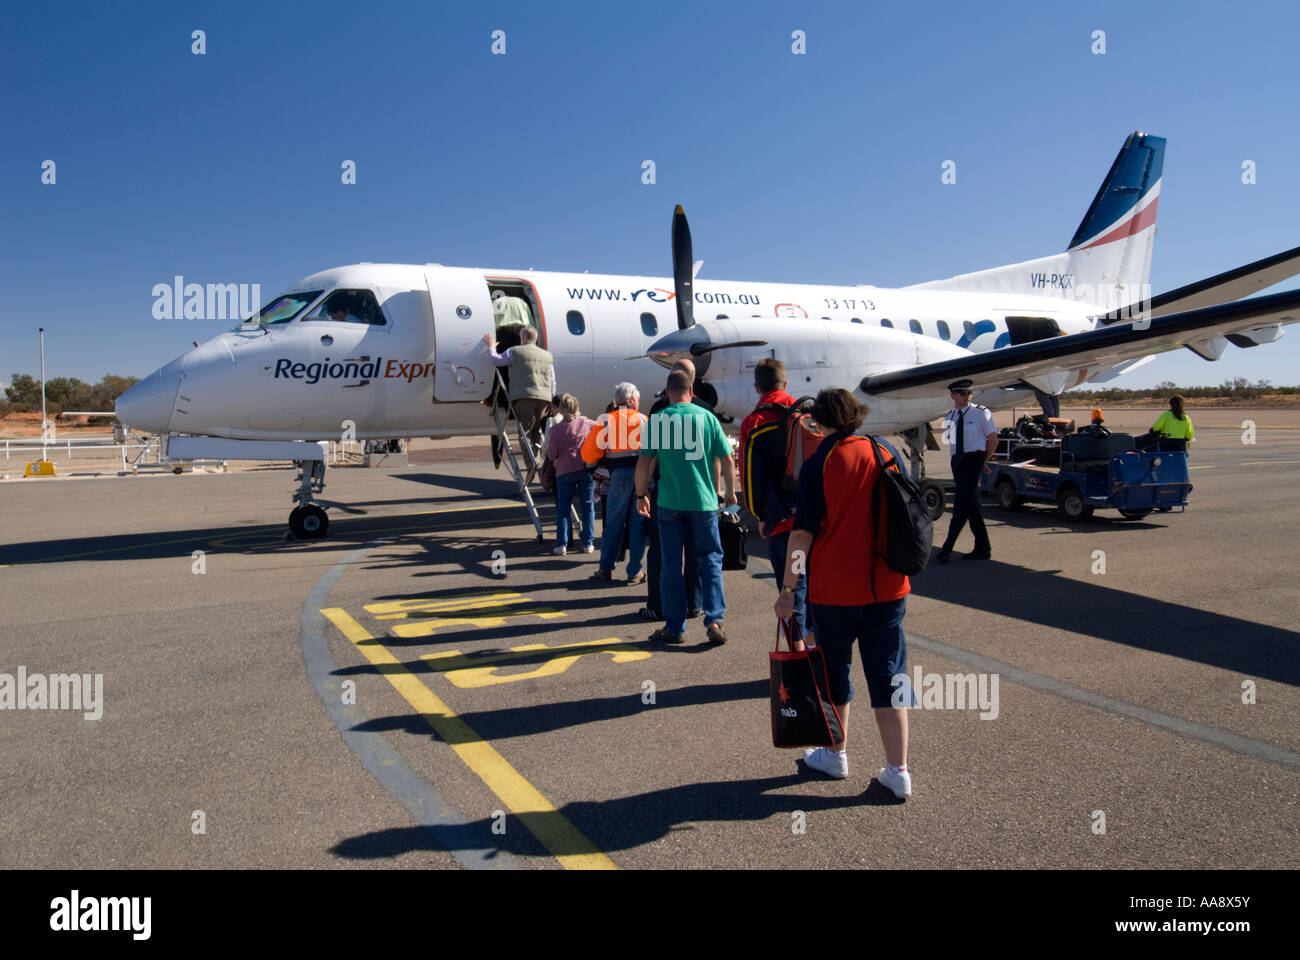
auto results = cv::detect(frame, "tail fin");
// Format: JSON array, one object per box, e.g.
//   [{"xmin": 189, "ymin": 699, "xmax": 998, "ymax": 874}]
[{"xmin": 907, "ymin": 132, "xmax": 1165, "ymax": 311}]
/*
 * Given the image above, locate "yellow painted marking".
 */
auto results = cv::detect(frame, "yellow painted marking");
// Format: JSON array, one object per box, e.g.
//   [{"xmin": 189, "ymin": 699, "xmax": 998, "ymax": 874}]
[
  {"xmin": 320, "ymin": 607, "xmax": 615, "ymax": 870},
  {"xmin": 1189, "ymin": 465, "xmax": 1217, "ymax": 471},
  {"xmin": 1240, "ymin": 459, "xmax": 1300, "ymax": 465},
  {"xmin": 421, "ymin": 637, "xmax": 651, "ymax": 688},
  {"xmin": 367, "ymin": 591, "xmax": 565, "ymax": 638}
]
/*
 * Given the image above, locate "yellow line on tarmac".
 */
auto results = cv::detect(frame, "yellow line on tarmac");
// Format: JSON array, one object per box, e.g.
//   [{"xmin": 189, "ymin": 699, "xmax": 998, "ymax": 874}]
[
  {"xmin": 1189, "ymin": 465, "xmax": 1217, "ymax": 471},
  {"xmin": 1240, "ymin": 459, "xmax": 1300, "ymax": 465},
  {"xmin": 320, "ymin": 606, "xmax": 616, "ymax": 871}
]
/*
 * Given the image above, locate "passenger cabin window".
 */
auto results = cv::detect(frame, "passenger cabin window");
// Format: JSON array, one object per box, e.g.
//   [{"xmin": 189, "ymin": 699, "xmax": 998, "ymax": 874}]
[
  {"xmin": 305, "ymin": 289, "xmax": 387, "ymax": 325},
  {"xmin": 566, "ymin": 310, "xmax": 586, "ymax": 335},
  {"xmin": 909, "ymin": 319, "xmax": 923, "ymax": 335},
  {"xmin": 880, "ymin": 318, "xmax": 894, "ymax": 328},
  {"xmin": 851, "ymin": 317, "xmax": 863, "ymax": 324},
  {"xmin": 937, "ymin": 320, "xmax": 951, "ymax": 340},
  {"xmin": 243, "ymin": 291, "xmax": 323, "ymax": 328},
  {"xmin": 640, "ymin": 312, "xmax": 658, "ymax": 336}
]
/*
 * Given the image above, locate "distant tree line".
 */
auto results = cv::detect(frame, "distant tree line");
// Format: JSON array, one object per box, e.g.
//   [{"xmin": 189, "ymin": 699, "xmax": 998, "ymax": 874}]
[
  {"xmin": 1065, "ymin": 378, "xmax": 1297, "ymax": 403},
  {"xmin": 2, "ymin": 373, "xmax": 139, "ymax": 417}
]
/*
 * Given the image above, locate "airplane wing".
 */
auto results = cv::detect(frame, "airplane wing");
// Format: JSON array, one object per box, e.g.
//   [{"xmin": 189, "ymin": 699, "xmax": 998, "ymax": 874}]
[
  {"xmin": 860, "ymin": 288, "xmax": 1300, "ymax": 399},
  {"xmin": 1096, "ymin": 245, "xmax": 1300, "ymax": 323}
]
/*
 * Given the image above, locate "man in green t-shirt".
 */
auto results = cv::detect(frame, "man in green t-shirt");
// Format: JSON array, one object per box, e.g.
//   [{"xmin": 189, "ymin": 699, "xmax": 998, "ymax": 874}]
[{"xmin": 635, "ymin": 370, "xmax": 737, "ymax": 645}]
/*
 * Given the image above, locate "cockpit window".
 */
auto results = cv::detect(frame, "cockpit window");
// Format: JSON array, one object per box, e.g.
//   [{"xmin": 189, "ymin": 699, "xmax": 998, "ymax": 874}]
[
  {"xmin": 304, "ymin": 289, "xmax": 387, "ymax": 325},
  {"xmin": 242, "ymin": 291, "xmax": 322, "ymax": 328}
]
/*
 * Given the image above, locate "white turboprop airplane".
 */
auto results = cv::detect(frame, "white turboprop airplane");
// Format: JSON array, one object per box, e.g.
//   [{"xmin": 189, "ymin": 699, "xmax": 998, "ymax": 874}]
[{"xmin": 116, "ymin": 132, "xmax": 1300, "ymax": 537}]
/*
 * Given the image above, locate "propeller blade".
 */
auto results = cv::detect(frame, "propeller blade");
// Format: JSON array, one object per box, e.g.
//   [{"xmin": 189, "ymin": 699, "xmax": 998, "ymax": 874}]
[
  {"xmin": 672, "ymin": 205, "xmax": 694, "ymax": 330},
  {"xmin": 689, "ymin": 339, "xmax": 769, "ymax": 356}
]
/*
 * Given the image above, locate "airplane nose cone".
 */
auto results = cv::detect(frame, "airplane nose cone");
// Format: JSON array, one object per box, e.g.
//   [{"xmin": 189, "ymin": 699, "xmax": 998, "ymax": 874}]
[
  {"xmin": 645, "ymin": 325, "xmax": 712, "ymax": 377},
  {"xmin": 116, "ymin": 358, "xmax": 182, "ymax": 434}
]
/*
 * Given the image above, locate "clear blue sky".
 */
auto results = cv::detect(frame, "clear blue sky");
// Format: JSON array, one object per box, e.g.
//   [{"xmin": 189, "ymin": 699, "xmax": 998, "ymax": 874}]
[{"xmin": 3, "ymin": 0, "xmax": 1298, "ymax": 390}]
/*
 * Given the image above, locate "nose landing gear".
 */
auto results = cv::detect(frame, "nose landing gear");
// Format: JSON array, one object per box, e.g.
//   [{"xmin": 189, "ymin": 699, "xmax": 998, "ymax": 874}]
[
  {"xmin": 903, "ymin": 425, "xmax": 947, "ymax": 521},
  {"xmin": 288, "ymin": 459, "xmax": 330, "ymax": 539}
]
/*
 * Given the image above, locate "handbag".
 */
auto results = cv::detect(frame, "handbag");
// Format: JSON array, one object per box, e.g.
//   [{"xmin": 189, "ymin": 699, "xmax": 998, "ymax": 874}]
[
  {"xmin": 719, "ymin": 509, "xmax": 748, "ymax": 570},
  {"xmin": 539, "ymin": 456, "xmax": 557, "ymax": 493},
  {"xmin": 770, "ymin": 619, "xmax": 844, "ymax": 749}
]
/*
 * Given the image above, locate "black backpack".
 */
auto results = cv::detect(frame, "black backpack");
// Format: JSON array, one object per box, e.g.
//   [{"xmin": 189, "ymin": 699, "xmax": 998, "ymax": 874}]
[
  {"xmin": 867, "ymin": 437, "xmax": 932, "ymax": 575},
  {"xmin": 744, "ymin": 396, "xmax": 820, "ymax": 520}
]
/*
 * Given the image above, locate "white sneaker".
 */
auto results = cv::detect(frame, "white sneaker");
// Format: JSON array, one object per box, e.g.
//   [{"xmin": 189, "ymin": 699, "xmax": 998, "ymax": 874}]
[
  {"xmin": 582, "ymin": 544, "xmax": 595, "ymax": 554},
  {"xmin": 802, "ymin": 747, "xmax": 849, "ymax": 779},
  {"xmin": 551, "ymin": 545, "xmax": 567, "ymax": 556},
  {"xmin": 876, "ymin": 766, "xmax": 912, "ymax": 799}
]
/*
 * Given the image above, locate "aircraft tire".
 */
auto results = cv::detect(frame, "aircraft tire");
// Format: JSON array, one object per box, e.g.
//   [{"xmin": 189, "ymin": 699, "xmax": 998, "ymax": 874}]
[
  {"xmin": 918, "ymin": 479, "xmax": 945, "ymax": 521},
  {"xmin": 289, "ymin": 504, "xmax": 330, "ymax": 539}
]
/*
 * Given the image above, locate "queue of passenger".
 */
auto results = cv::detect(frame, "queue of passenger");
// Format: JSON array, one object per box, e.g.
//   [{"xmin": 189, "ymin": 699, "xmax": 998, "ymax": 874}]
[{"xmin": 534, "ymin": 363, "xmax": 913, "ymax": 800}]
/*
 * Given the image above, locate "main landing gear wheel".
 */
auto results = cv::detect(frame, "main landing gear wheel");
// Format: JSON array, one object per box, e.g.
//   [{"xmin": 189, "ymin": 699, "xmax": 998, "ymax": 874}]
[
  {"xmin": 289, "ymin": 504, "xmax": 330, "ymax": 539},
  {"xmin": 1057, "ymin": 486, "xmax": 1094, "ymax": 521},
  {"xmin": 918, "ymin": 479, "xmax": 946, "ymax": 521},
  {"xmin": 996, "ymin": 478, "xmax": 1021, "ymax": 510}
]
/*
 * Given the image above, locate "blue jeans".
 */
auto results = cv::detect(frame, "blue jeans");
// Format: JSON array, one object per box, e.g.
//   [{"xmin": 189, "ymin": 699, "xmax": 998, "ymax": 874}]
[
  {"xmin": 767, "ymin": 529, "xmax": 807, "ymax": 637},
  {"xmin": 555, "ymin": 469, "xmax": 594, "ymax": 548},
  {"xmin": 658, "ymin": 506, "xmax": 725, "ymax": 635},
  {"xmin": 809, "ymin": 598, "xmax": 909, "ymax": 707},
  {"xmin": 599, "ymin": 467, "xmax": 646, "ymax": 575},
  {"xmin": 646, "ymin": 495, "xmax": 701, "ymax": 615}
]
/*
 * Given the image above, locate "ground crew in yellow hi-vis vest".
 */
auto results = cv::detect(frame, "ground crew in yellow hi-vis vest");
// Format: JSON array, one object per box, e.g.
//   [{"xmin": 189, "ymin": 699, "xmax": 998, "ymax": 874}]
[
  {"xmin": 1150, "ymin": 394, "xmax": 1194, "ymax": 451},
  {"xmin": 581, "ymin": 382, "xmax": 649, "ymax": 583}
]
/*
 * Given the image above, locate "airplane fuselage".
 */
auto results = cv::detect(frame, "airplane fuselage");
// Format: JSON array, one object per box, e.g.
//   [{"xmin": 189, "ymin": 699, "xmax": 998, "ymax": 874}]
[{"xmin": 118, "ymin": 262, "xmax": 1100, "ymax": 440}]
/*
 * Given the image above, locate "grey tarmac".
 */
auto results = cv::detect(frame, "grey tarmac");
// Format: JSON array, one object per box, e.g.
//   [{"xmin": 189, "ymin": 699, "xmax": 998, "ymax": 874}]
[{"xmin": 1, "ymin": 411, "xmax": 1296, "ymax": 869}]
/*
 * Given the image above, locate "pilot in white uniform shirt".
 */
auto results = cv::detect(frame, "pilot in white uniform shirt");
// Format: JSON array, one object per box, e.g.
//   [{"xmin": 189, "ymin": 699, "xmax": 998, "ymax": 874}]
[
  {"xmin": 937, "ymin": 379, "xmax": 998, "ymax": 563},
  {"xmin": 943, "ymin": 401, "xmax": 997, "ymax": 457}
]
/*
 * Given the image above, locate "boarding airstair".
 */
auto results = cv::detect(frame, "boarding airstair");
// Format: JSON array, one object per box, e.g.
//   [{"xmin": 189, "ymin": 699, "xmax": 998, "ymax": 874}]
[{"xmin": 490, "ymin": 370, "xmax": 546, "ymax": 541}]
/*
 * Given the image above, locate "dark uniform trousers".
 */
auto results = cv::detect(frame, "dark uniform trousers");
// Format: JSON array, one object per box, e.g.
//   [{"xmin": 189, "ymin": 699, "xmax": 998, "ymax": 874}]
[{"xmin": 943, "ymin": 452, "xmax": 991, "ymax": 552}]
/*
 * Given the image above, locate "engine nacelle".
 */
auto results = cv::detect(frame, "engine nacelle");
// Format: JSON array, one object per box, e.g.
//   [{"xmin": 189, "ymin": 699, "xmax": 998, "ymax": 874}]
[{"xmin": 648, "ymin": 317, "xmax": 969, "ymax": 433}]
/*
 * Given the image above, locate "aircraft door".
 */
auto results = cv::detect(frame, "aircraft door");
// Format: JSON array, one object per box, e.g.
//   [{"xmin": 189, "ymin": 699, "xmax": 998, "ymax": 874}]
[{"xmin": 425, "ymin": 266, "xmax": 494, "ymax": 401}]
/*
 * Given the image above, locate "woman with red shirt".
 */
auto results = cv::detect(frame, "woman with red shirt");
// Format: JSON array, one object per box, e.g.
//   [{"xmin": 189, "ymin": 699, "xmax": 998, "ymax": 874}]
[{"xmin": 774, "ymin": 388, "xmax": 913, "ymax": 800}]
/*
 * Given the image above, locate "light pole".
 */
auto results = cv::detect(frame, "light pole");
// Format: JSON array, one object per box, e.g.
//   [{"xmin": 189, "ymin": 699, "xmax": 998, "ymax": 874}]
[{"xmin": 39, "ymin": 327, "xmax": 48, "ymax": 462}]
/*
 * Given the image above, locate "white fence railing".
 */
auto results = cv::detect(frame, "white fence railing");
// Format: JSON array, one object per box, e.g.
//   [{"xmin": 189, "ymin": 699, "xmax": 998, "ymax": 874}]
[
  {"xmin": 3, "ymin": 435, "xmax": 365, "ymax": 469},
  {"xmin": 2, "ymin": 435, "xmax": 158, "ymax": 469}
]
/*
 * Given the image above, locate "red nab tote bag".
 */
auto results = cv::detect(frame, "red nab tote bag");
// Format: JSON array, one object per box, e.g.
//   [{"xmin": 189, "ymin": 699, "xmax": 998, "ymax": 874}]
[{"xmin": 770, "ymin": 620, "xmax": 845, "ymax": 748}]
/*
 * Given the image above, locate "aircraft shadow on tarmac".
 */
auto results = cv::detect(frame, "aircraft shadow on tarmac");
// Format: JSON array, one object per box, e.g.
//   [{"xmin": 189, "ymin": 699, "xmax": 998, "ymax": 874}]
[
  {"xmin": 396, "ymin": 471, "xmax": 523, "ymax": 499},
  {"xmin": 360, "ymin": 539, "xmax": 607, "ymax": 581},
  {"xmin": 910, "ymin": 557, "xmax": 1299, "ymax": 686},
  {"xmin": 317, "ymin": 491, "xmax": 529, "ymax": 514},
  {"xmin": 0, "ymin": 502, "xmax": 539, "ymax": 565}
]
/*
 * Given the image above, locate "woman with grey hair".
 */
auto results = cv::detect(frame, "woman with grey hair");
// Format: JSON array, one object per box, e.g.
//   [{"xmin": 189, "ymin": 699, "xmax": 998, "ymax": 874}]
[{"xmin": 545, "ymin": 393, "xmax": 597, "ymax": 555}]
